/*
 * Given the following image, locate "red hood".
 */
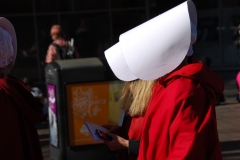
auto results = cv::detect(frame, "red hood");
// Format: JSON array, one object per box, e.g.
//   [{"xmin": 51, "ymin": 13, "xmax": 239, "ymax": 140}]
[
  {"xmin": 159, "ymin": 60, "xmax": 224, "ymax": 102},
  {"xmin": 0, "ymin": 76, "xmax": 43, "ymax": 123}
]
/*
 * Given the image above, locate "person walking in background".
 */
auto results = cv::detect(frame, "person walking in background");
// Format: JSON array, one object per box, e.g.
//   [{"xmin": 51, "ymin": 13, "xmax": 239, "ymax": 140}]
[
  {"xmin": 0, "ymin": 17, "xmax": 44, "ymax": 160},
  {"xmin": 45, "ymin": 24, "xmax": 80, "ymax": 63},
  {"xmin": 102, "ymin": 1, "xmax": 224, "ymax": 159}
]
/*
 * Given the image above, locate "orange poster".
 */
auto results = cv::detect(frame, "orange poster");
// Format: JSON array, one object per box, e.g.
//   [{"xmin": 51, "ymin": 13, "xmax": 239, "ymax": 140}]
[
  {"xmin": 66, "ymin": 81, "xmax": 124, "ymax": 146},
  {"xmin": 66, "ymin": 82, "xmax": 109, "ymax": 146}
]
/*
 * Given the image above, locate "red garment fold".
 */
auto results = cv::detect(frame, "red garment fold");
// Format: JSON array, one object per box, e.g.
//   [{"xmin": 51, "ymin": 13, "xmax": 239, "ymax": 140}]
[
  {"xmin": 0, "ymin": 76, "xmax": 43, "ymax": 160},
  {"xmin": 119, "ymin": 60, "xmax": 224, "ymax": 160},
  {"xmin": 137, "ymin": 61, "xmax": 223, "ymax": 160}
]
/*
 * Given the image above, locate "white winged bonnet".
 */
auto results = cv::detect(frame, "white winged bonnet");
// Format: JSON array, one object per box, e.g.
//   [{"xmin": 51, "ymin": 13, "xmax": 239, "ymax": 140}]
[
  {"xmin": 0, "ymin": 17, "xmax": 17, "ymax": 69},
  {"xmin": 104, "ymin": 0, "xmax": 197, "ymax": 81}
]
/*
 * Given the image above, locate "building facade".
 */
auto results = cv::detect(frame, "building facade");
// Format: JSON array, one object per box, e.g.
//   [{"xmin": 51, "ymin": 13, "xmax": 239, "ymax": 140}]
[{"xmin": 0, "ymin": 0, "xmax": 240, "ymax": 82}]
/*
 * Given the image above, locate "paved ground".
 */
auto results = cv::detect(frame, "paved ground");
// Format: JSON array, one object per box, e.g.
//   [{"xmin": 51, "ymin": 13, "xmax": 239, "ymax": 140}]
[
  {"xmin": 37, "ymin": 71, "xmax": 240, "ymax": 160},
  {"xmin": 216, "ymin": 74, "xmax": 240, "ymax": 160}
]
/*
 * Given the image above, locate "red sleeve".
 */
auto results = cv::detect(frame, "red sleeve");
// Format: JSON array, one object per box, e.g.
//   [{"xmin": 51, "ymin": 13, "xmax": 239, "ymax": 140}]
[{"xmin": 166, "ymin": 81, "xmax": 222, "ymax": 160}]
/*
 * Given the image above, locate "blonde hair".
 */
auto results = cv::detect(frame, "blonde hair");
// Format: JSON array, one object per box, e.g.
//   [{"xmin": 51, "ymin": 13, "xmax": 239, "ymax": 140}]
[{"xmin": 120, "ymin": 79, "xmax": 157, "ymax": 116}]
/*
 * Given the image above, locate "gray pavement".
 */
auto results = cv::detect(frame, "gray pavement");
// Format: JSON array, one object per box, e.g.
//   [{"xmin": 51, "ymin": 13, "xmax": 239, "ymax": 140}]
[
  {"xmin": 37, "ymin": 71, "xmax": 240, "ymax": 160},
  {"xmin": 216, "ymin": 73, "xmax": 240, "ymax": 160},
  {"xmin": 37, "ymin": 122, "xmax": 50, "ymax": 160}
]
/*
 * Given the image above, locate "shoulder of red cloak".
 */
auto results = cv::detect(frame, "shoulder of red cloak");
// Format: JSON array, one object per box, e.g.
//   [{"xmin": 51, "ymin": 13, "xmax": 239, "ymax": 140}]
[
  {"xmin": 158, "ymin": 61, "xmax": 203, "ymax": 86},
  {"xmin": 0, "ymin": 77, "xmax": 43, "ymax": 123},
  {"xmin": 157, "ymin": 60, "xmax": 224, "ymax": 104}
]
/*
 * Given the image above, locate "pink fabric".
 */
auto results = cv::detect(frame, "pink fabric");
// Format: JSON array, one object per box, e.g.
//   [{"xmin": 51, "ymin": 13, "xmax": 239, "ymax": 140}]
[
  {"xmin": 45, "ymin": 44, "xmax": 58, "ymax": 63},
  {"xmin": 236, "ymin": 71, "xmax": 240, "ymax": 93}
]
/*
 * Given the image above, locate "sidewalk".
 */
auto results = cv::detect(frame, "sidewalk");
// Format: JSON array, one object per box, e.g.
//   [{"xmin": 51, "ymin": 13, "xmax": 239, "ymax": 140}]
[
  {"xmin": 216, "ymin": 71, "xmax": 240, "ymax": 160},
  {"xmin": 37, "ymin": 71, "xmax": 240, "ymax": 160}
]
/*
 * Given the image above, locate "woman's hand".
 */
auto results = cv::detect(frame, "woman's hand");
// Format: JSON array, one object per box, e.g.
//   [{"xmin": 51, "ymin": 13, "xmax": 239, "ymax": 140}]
[
  {"xmin": 104, "ymin": 133, "xmax": 129, "ymax": 151},
  {"xmin": 102, "ymin": 124, "xmax": 122, "ymax": 134}
]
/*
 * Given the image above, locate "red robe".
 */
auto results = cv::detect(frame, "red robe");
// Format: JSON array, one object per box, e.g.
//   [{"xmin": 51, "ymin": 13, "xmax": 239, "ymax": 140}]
[
  {"xmin": 121, "ymin": 61, "xmax": 224, "ymax": 160},
  {"xmin": 0, "ymin": 76, "xmax": 44, "ymax": 160}
]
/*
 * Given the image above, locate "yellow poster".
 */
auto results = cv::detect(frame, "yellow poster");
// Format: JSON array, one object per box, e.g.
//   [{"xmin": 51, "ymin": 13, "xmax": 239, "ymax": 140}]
[
  {"xmin": 109, "ymin": 81, "xmax": 124, "ymax": 124},
  {"xmin": 66, "ymin": 81, "xmax": 124, "ymax": 146}
]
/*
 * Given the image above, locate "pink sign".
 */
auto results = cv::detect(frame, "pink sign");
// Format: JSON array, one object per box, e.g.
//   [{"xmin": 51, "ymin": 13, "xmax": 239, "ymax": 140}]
[{"xmin": 47, "ymin": 84, "xmax": 56, "ymax": 114}]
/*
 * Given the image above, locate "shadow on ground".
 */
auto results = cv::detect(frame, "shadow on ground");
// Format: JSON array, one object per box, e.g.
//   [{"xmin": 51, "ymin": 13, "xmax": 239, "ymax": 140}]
[{"xmin": 221, "ymin": 140, "xmax": 240, "ymax": 158}]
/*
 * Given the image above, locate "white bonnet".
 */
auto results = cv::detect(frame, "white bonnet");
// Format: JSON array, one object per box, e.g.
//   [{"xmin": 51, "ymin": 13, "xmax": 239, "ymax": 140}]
[
  {"xmin": 0, "ymin": 17, "xmax": 17, "ymax": 69},
  {"xmin": 0, "ymin": 27, "xmax": 14, "ymax": 68},
  {"xmin": 105, "ymin": 0, "xmax": 197, "ymax": 81}
]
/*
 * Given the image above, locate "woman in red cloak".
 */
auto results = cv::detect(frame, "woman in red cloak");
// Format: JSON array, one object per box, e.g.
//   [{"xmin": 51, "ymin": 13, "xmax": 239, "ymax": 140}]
[
  {"xmin": 103, "ymin": 1, "xmax": 224, "ymax": 160},
  {"xmin": 0, "ymin": 17, "xmax": 44, "ymax": 160}
]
